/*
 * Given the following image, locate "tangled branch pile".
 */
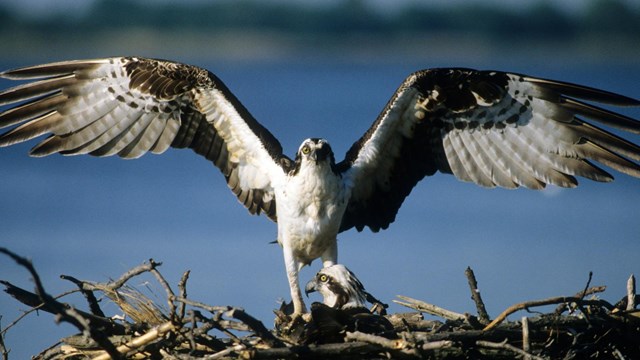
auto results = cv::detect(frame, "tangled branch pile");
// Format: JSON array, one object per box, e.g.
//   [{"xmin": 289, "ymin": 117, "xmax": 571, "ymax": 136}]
[{"xmin": 1, "ymin": 247, "xmax": 639, "ymax": 359}]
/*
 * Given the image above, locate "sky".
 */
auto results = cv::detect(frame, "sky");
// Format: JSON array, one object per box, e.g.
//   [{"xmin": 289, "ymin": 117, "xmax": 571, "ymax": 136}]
[{"xmin": 0, "ymin": 2, "xmax": 639, "ymax": 358}]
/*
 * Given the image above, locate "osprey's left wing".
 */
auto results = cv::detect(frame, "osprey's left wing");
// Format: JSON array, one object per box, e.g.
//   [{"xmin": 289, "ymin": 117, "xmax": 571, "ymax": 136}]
[
  {"xmin": 0, "ymin": 57, "xmax": 290, "ymax": 220},
  {"xmin": 339, "ymin": 68, "xmax": 640, "ymax": 233}
]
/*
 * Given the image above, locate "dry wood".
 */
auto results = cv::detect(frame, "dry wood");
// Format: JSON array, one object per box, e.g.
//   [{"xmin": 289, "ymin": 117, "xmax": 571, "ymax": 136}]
[
  {"xmin": 521, "ymin": 316, "xmax": 531, "ymax": 360},
  {"xmin": 483, "ymin": 295, "xmax": 615, "ymax": 331},
  {"xmin": 92, "ymin": 322, "xmax": 176, "ymax": 360},
  {"xmin": 627, "ymin": 274, "xmax": 636, "ymax": 311},
  {"xmin": 476, "ymin": 339, "xmax": 546, "ymax": 360},
  {"xmin": 394, "ymin": 295, "xmax": 466, "ymax": 321},
  {"xmin": 465, "ymin": 266, "xmax": 490, "ymax": 324}
]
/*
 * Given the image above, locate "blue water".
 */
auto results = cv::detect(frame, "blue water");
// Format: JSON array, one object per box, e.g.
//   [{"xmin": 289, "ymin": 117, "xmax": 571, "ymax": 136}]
[{"xmin": 0, "ymin": 58, "xmax": 639, "ymax": 358}]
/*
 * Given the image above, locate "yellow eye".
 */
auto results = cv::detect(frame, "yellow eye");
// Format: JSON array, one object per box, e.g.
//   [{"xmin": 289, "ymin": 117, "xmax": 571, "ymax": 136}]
[
  {"xmin": 319, "ymin": 274, "xmax": 328, "ymax": 282},
  {"xmin": 301, "ymin": 146, "xmax": 311, "ymax": 155}
]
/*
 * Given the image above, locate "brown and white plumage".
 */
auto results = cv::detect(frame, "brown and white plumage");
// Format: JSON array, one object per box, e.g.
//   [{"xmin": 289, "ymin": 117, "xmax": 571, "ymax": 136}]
[{"xmin": 1, "ymin": 57, "xmax": 639, "ymax": 314}]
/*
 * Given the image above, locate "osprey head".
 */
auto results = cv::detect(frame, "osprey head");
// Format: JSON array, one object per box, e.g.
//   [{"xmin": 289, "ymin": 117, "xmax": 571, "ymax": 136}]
[
  {"xmin": 296, "ymin": 138, "xmax": 335, "ymax": 166},
  {"xmin": 305, "ymin": 264, "xmax": 368, "ymax": 309}
]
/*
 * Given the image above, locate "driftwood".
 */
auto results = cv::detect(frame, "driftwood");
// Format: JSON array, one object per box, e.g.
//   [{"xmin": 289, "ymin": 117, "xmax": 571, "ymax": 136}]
[{"xmin": 1, "ymin": 246, "xmax": 639, "ymax": 359}]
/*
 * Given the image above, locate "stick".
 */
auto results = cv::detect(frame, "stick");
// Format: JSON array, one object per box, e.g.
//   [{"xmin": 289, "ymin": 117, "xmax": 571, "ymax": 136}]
[
  {"xmin": 344, "ymin": 331, "xmax": 405, "ymax": 349},
  {"xmin": 0, "ymin": 317, "xmax": 8, "ymax": 360},
  {"xmin": 483, "ymin": 296, "xmax": 615, "ymax": 331},
  {"xmin": 177, "ymin": 270, "xmax": 191, "ymax": 321},
  {"xmin": 207, "ymin": 344, "xmax": 246, "ymax": 359},
  {"xmin": 91, "ymin": 321, "xmax": 176, "ymax": 360},
  {"xmin": 465, "ymin": 267, "xmax": 490, "ymax": 324},
  {"xmin": 245, "ymin": 342, "xmax": 380, "ymax": 359},
  {"xmin": 60, "ymin": 275, "xmax": 106, "ymax": 318},
  {"xmin": 627, "ymin": 274, "xmax": 636, "ymax": 311},
  {"xmin": 0, "ymin": 248, "xmax": 123, "ymax": 359},
  {"xmin": 476, "ymin": 339, "xmax": 546, "ymax": 360},
  {"xmin": 394, "ymin": 295, "xmax": 466, "ymax": 321},
  {"xmin": 522, "ymin": 316, "xmax": 531, "ymax": 360},
  {"xmin": 422, "ymin": 340, "xmax": 454, "ymax": 351},
  {"xmin": 554, "ymin": 286, "xmax": 606, "ymax": 315},
  {"xmin": 225, "ymin": 308, "xmax": 284, "ymax": 348}
]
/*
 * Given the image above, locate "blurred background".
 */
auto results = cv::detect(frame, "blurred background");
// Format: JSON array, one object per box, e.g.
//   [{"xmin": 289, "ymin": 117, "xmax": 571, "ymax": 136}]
[{"xmin": 0, "ymin": 0, "xmax": 639, "ymax": 358}]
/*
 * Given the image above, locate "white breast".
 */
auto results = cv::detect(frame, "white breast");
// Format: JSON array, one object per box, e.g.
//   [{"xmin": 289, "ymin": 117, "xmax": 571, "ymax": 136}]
[{"xmin": 276, "ymin": 163, "xmax": 351, "ymax": 265}]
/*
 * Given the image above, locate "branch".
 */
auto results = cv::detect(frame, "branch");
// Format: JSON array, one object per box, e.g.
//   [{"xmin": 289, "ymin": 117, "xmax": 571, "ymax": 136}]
[
  {"xmin": 465, "ymin": 267, "xmax": 490, "ymax": 324},
  {"xmin": 483, "ymin": 296, "xmax": 615, "ymax": 331},
  {"xmin": 554, "ymin": 285, "xmax": 606, "ymax": 315},
  {"xmin": 243, "ymin": 342, "xmax": 384, "ymax": 359},
  {"xmin": 177, "ymin": 270, "xmax": 190, "ymax": 321},
  {"xmin": 0, "ymin": 316, "xmax": 8, "ymax": 360},
  {"xmin": 394, "ymin": 295, "xmax": 466, "ymax": 321},
  {"xmin": 60, "ymin": 275, "xmax": 106, "ymax": 318},
  {"xmin": 0, "ymin": 248, "xmax": 123, "ymax": 359},
  {"xmin": 225, "ymin": 308, "xmax": 284, "ymax": 348},
  {"xmin": 627, "ymin": 274, "xmax": 636, "ymax": 311},
  {"xmin": 476, "ymin": 339, "xmax": 546, "ymax": 360},
  {"xmin": 91, "ymin": 321, "xmax": 176, "ymax": 360},
  {"xmin": 522, "ymin": 316, "xmax": 531, "ymax": 360}
]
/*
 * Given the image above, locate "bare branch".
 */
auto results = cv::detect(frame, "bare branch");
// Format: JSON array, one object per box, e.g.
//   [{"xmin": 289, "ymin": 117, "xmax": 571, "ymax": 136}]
[
  {"xmin": 483, "ymin": 296, "xmax": 615, "ymax": 331},
  {"xmin": 465, "ymin": 267, "xmax": 490, "ymax": 324},
  {"xmin": 92, "ymin": 321, "xmax": 176, "ymax": 360},
  {"xmin": 522, "ymin": 316, "xmax": 531, "ymax": 360},
  {"xmin": 394, "ymin": 295, "xmax": 466, "ymax": 321},
  {"xmin": 476, "ymin": 339, "xmax": 547, "ymax": 360},
  {"xmin": 627, "ymin": 274, "xmax": 636, "ymax": 311}
]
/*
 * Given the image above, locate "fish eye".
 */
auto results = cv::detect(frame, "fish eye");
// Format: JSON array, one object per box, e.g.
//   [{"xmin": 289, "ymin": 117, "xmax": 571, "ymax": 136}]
[
  {"xmin": 319, "ymin": 274, "xmax": 328, "ymax": 282},
  {"xmin": 301, "ymin": 145, "xmax": 311, "ymax": 155}
]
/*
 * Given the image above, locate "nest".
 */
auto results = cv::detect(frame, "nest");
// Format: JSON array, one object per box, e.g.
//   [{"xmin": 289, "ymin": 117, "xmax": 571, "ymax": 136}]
[{"xmin": 1, "ymin": 247, "xmax": 639, "ymax": 359}]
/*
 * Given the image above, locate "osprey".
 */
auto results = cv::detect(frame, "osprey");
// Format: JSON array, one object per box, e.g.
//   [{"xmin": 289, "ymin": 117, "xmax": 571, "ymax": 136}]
[
  {"xmin": 1, "ymin": 57, "xmax": 639, "ymax": 315},
  {"xmin": 305, "ymin": 264, "xmax": 385, "ymax": 311},
  {"xmin": 303, "ymin": 265, "xmax": 393, "ymax": 344}
]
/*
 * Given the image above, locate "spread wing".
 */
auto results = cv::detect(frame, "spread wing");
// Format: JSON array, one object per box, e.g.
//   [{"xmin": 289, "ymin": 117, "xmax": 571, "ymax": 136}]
[
  {"xmin": 339, "ymin": 68, "xmax": 640, "ymax": 232},
  {"xmin": 0, "ymin": 57, "xmax": 292, "ymax": 221}
]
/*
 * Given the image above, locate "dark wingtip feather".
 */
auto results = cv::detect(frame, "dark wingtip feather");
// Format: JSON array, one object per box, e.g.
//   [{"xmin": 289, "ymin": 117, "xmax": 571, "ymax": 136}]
[
  {"xmin": 525, "ymin": 76, "xmax": 640, "ymax": 106},
  {"xmin": 0, "ymin": 59, "xmax": 106, "ymax": 80}
]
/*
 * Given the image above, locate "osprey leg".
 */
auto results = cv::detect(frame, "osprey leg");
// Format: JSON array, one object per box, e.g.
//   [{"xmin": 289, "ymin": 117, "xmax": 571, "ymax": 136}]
[
  {"xmin": 321, "ymin": 241, "xmax": 337, "ymax": 268},
  {"xmin": 283, "ymin": 247, "xmax": 307, "ymax": 314}
]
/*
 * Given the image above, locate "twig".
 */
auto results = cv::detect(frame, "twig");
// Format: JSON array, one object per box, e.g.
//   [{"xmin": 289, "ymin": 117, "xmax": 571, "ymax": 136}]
[
  {"xmin": 476, "ymin": 339, "xmax": 547, "ymax": 360},
  {"xmin": 581, "ymin": 272, "xmax": 593, "ymax": 301},
  {"xmin": 483, "ymin": 296, "xmax": 615, "ymax": 331},
  {"xmin": 522, "ymin": 316, "xmax": 531, "ymax": 360},
  {"xmin": 147, "ymin": 259, "xmax": 177, "ymax": 324},
  {"xmin": 627, "ymin": 274, "xmax": 636, "ymax": 311},
  {"xmin": 171, "ymin": 296, "xmax": 232, "ymax": 313},
  {"xmin": 225, "ymin": 308, "xmax": 284, "ymax": 348},
  {"xmin": 206, "ymin": 344, "xmax": 245, "ymax": 359},
  {"xmin": 0, "ymin": 288, "xmax": 79, "ymax": 336},
  {"xmin": 554, "ymin": 286, "xmax": 607, "ymax": 314},
  {"xmin": 465, "ymin": 267, "xmax": 490, "ymax": 324},
  {"xmin": 422, "ymin": 340, "xmax": 454, "ymax": 351},
  {"xmin": 394, "ymin": 295, "xmax": 466, "ymax": 321},
  {"xmin": 0, "ymin": 316, "xmax": 8, "ymax": 360},
  {"xmin": 177, "ymin": 270, "xmax": 191, "ymax": 321},
  {"xmin": 60, "ymin": 275, "xmax": 106, "ymax": 318},
  {"xmin": 91, "ymin": 321, "xmax": 176, "ymax": 360},
  {"xmin": 245, "ymin": 342, "xmax": 386, "ymax": 359},
  {"xmin": 344, "ymin": 331, "xmax": 404, "ymax": 349},
  {"xmin": 0, "ymin": 248, "xmax": 123, "ymax": 359},
  {"xmin": 107, "ymin": 261, "xmax": 160, "ymax": 290}
]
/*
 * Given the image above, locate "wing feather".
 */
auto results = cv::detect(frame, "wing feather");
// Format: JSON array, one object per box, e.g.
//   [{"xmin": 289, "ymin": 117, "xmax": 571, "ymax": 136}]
[
  {"xmin": 467, "ymin": 129, "xmax": 517, "ymax": 188},
  {"xmin": 0, "ymin": 56, "xmax": 289, "ymax": 220},
  {"xmin": 340, "ymin": 68, "xmax": 639, "ymax": 233}
]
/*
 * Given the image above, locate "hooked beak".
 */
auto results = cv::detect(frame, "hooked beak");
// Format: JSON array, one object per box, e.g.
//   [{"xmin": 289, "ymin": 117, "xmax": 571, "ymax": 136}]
[
  {"xmin": 313, "ymin": 143, "xmax": 331, "ymax": 164},
  {"xmin": 304, "ymin": 278, "xmax": 318, "ymax": 297}
]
